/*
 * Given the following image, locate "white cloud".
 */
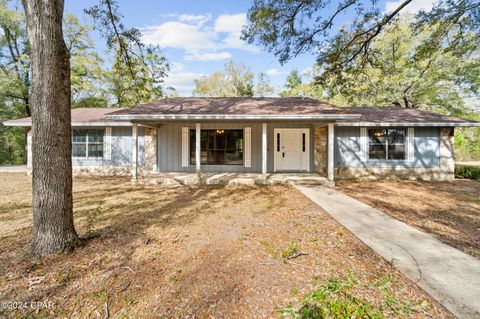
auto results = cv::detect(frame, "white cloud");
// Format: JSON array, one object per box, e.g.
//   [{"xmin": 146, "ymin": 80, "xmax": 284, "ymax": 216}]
[
  {"xmin": 185, "ymin": 51, "xmax": 232, "ymax": 61},
  {"xmin": 165, "ymin": 70, "xmax": 204, "ymax": 96},
  {"xmin": 213, "ymin": 13, "xmax": 258, "ymax": 52},
  {"xmin": 141, "ymin": 12, "xmax": 258, "ymax": 55},
  {"xmin": 178, "ymin": 14, "xmax": 211, "ymax": 26},
  {"xmin": 221, "ymin": 33, "xmax": 259, "ymax": 52},
  {"xmin": 170, "ymin": 62, "xmax": 186, "ymax": 72},
  {"xmin": 266, "ymin": 68, "xmax": 282, "ymax": 76},
  {"xmin": 214, "ymin": 13, "xmax": 247, "ymax": 33},
  {"xmin": 142, "ymin": 21, "xmax": 217, "ymax": 51},
  {"xmin": 385, "ymin": 0, "xmax": 436, "ymax": 14}
]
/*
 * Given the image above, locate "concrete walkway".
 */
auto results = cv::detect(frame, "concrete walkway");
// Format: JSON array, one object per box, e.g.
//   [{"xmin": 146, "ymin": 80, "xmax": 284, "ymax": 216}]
[{"xmin": 295, "ymin": 185, "xmax": 480, "ymax": 319}]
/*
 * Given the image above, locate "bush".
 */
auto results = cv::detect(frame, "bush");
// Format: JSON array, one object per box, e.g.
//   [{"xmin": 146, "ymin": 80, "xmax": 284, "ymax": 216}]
[{"xmin": 455, "ymin": 166, "xmax": 480, "ymax": 180}]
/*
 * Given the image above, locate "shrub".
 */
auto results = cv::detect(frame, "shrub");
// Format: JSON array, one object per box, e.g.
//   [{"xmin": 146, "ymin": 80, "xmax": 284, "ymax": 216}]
[{"xmin": 455, "ymin": 166, "xmax": 480, "ymax": 180}]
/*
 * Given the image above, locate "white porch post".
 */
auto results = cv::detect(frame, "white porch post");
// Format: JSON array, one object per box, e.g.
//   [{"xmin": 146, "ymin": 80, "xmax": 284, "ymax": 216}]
[
  {"xmin": 327, "ymin": 122, "xmax": 334, "ymax": 181},
  {"xmin": 131, "ymin": 123, "xmax": 138, "ymax": 181},
  {"xmin": 262, "ymin": 123, "xmax": 267, "ymax": 181},
  {"xmin": 195, "ymin": 123, "xmax": 201, "ymax": 176}
]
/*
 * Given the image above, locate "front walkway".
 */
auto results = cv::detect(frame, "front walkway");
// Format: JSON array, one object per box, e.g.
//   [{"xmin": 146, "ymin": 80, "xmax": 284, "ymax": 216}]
[
  {"xmin": 295, "ymin": 185, "xmax": 480, "ymax": 319},
  {"xmin": 143, "ymin": 172, "xmax": 334, "ymax": 187}
]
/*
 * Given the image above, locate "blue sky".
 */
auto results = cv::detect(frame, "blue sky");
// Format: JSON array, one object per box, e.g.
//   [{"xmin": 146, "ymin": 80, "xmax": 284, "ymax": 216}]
[{"xmin": 65, "ymin": 0, "xmax": 436, "ymax": 96}]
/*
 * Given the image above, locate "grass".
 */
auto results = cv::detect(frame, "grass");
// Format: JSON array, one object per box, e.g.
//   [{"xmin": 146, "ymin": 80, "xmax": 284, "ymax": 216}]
[
  {"xmin": 336, "ymin": 179, "xmax": 480, "ymax": 258},
  {"xmin": 279, "ymin": 272, "xmax": 430, "ymax": 319},
  {"xmin": 0, "ymin": 173, "xmax": 451, "ymax": 318}
]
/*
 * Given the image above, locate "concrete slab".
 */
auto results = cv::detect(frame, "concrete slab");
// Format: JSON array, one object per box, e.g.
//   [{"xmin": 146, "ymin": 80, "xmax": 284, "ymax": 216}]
[
  {"xmin": 142, "ymin": 172, "xmax": 333, "ymax": 187},
  {"xmin": 456, "ymin": 161, "xmax": 480, "ymax": 168},
  {"xmin": 295, "ymin": 185, "xmax": 480, "ymax": 319},
  {"xmin": 0, "ymin": 165, "xmax": 26, "ymax": 173}
]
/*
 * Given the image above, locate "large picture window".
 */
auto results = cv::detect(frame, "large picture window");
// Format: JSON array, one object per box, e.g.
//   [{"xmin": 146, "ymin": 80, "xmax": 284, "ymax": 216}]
[
  {"xmin": 190, "ymin": 129, "xmax": 244, "ymax": 165},
  {"xmin": 72, "ymin": 129, "xmax": 104, "ymax": 158},
  {"xmin": 368, "ymin": 128, "xmax": 406, "ymax": 160}
]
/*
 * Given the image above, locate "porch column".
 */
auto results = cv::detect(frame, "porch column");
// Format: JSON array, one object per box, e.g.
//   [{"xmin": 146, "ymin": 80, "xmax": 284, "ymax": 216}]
[
  {"xmin": 327, "ymin": 122, "xmax": 334, "ymax": 181},
  {"xmin": 262, "ymin": 123, "xmax": 267, "ymax": 181},
  {"xmin": 131, "ymin": 123, "xmax": 138, "ymax": 181},
  {"xmin": 195, "ymin": 123, "xmax": 201, "ymax": 176}
]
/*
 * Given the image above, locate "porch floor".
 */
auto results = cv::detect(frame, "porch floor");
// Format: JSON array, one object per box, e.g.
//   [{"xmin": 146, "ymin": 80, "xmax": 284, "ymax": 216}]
[{"xmin": 141, "ymin": 172, "xmax": 333, "ymax": 187}]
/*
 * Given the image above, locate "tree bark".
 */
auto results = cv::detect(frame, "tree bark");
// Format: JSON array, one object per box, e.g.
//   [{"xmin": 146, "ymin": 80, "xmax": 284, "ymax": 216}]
[{"xmin": 22, "ymin": 0, "xmax": 80, "ymax": 256}]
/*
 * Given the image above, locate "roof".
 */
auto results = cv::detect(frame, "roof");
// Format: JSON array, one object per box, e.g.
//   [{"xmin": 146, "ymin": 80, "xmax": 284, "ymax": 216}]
[
  {"xmin": 335, "ymin": 107, "xmax": 480, "ymax": 127},
  {"xmin": 105, "ymin": 97, "xmax": 361, "ymax": 120},
  {"xmin": 3, "ymin": 108, "xmax": 130, "ymax": 127},
  {"xmin": 2, "ymin": 99, "xmax": 479, "ymax": 127}
]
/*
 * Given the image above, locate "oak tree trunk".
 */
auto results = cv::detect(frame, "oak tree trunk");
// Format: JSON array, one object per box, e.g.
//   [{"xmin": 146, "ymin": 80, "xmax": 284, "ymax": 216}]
[{"xmin": 22, "ymin": 0, "xmax": 80, "ymax": 256}]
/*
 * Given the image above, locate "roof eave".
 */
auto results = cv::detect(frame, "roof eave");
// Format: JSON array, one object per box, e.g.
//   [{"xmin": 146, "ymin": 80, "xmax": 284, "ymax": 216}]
[
  {"xmin": 105, "ymin": 114, "xmax": 362, "ymax": 121},
  {"xmin": 3, "ymin": 121, "xmax": 132, "ymax": 127},
  {"xmin": 335, "ymin": 122, "xmax": 480, "ymax": 127}
]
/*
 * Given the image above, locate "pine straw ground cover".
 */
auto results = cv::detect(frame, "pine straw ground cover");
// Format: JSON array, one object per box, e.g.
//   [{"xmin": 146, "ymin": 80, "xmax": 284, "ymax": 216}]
[
  {"xmin": 336, "ymin": 179, "xmax": 480, "ymax": 259},
  {"xmin": 0, "ymin": 173, "xmax": 451, "ymax": 318}
]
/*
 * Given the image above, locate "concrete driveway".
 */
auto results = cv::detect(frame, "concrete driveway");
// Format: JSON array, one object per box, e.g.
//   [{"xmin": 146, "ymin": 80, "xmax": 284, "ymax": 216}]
[
  {"xmin": 0, "ymin": 165, "xmax": 26, "ymax": 173},
  {"xmin": 296, "ymin": 185, "xmax": 480, "ymax": 319}
]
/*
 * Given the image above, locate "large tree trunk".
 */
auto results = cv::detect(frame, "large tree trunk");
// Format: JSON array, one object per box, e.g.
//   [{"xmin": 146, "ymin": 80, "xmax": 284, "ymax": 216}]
[{"xmin": 22, "ymin": 0, "xmax": 80, "ymax": 256}]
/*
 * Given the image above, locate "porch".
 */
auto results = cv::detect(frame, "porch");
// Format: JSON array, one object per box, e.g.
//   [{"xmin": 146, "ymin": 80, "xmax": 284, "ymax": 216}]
[
  {"xmin": 139, "ymin": 172, "xmax": 334, "ymax": 187},
  {"xmin": 130, "ymin": 121, "xmax": 336, "ymax": 183}
]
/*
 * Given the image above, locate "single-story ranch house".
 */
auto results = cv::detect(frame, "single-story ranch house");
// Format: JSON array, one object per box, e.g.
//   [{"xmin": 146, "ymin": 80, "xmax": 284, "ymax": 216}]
[{"xmin": 4, "ymin": 97, "xmax": 479, "ymax": 184}]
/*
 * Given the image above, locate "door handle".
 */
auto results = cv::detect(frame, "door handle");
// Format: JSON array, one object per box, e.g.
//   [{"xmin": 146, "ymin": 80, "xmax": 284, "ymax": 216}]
[{"xmin": 282, "ymin": 152, "xmax": 285, "ymax": 158}]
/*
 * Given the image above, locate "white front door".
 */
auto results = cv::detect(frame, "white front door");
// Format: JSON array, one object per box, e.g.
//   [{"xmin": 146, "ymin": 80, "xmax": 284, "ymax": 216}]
[{"xmin": 274, "ymin": 128, "xmax": 310, "ymax": 172}]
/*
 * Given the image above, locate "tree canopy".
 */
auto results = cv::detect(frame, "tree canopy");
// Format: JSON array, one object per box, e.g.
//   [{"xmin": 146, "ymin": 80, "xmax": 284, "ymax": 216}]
[
  {"xmin": 242, "ymin": 0, "xmax": 480, "ymax": 75},
  {"xmin": 194, "ymin": 60, "xmax": 277, "ymax": 97}
]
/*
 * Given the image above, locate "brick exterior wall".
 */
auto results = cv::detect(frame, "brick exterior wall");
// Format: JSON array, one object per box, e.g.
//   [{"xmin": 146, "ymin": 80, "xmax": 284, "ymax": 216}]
[{"xmin": 314, "ymin": 127, "xmax": 327, "ymax": 177}]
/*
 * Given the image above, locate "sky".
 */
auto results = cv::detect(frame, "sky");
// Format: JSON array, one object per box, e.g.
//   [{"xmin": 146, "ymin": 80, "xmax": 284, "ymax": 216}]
[{"xmin": 64, "ymin": 0, "xmax": 437, "ymax": 97}]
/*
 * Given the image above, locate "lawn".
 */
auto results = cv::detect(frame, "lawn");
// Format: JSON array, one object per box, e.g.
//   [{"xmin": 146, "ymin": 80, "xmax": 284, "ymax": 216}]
[
  {"xmin": 336, "ymin": 179, "xmax": 480, "ymax": 258},
  {"xmin": 0, "ymin": 173, "xmax": 451, "ymax": 318}
]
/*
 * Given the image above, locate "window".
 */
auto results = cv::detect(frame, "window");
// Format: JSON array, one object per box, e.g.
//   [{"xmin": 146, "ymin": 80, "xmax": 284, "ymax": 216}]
[
  {"xmin": 72, "ymin": 129, "xmax": 104, "ymax": 158},
  {"xmin": 302, "ymin": 133, "xmax": 306, "ymax": 152},
  {"xmin": 368, "ymin": 128, "xmax": 406, "ymax": 160},
  {"xmin": 190, "ymin": 129, "xmax": 244, "ymax": 165}
]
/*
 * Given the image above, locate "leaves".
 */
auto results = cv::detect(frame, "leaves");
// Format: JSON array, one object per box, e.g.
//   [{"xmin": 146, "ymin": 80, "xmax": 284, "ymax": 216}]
[
  {"xmin": 194, "ymin": 60, "xmax": 255, "ymax": 97},
  {"xmin": 242, "ymin": 0, "xmax": 480, "ymax": 74},
  {"xmin": 85, "ymin": 0, "xmax": 169, "ymax": 106}
]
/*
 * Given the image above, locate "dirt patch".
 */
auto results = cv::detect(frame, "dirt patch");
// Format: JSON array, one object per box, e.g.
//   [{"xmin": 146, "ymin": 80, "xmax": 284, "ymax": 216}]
[
  {"xmin": 0, "ymin": 173, "xmax": 451, "ymax": 318},
  {"xmin": 336, "ymin": 179, "xmax": 480, "ymax": 258}
]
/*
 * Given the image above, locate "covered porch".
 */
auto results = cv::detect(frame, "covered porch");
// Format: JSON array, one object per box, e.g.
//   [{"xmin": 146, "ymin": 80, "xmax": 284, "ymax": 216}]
[{"xmin": 129, "ymin": 121, "xmax": 336, "ymax": 184}]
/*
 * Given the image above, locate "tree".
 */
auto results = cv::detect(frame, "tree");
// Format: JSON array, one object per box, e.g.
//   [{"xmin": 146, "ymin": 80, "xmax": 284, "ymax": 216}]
[
  {"xmin": 194, "ymin": 60, "xmax": 255, "ymax": 97},
  {"xmin": 64, "ymin": 13, "xmax": 107, "ymax": 107},
  {"xmin": 315, "ymin": 16, "xmax": 480, "ymax": 110},
  {"xmin": 255, "ymin": 72, "xmax": 274, "ymax": 97},
  {"xmin": 85, "ymin": 0, "xmax": 168, "ymax": 106},
  {"xmin": 22, "ymin": 0, "xmax": 80, "ymax": 255},
  {"xmin": 279, "ymin": 69, "xmax": 302, "ymax": 96},
  {"xmin": 0, "ymin": 3, "xmax": 108, "ymax": 165},
  {"xmin": 242, "ymin": 0, "xmax": 480, "ymax": 75},
  {"xmin": 0, "ymin": 0, "xmax": 30, "ymax": 116}
]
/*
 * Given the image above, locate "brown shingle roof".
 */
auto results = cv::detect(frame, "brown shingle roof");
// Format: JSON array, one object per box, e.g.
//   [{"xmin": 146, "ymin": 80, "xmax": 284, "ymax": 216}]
[
  {"xmin": 107, "ymin": 97, "xmax": 350, "ymax": 116},
  {"xmin": 3, "ymin": 101, "xmax": 479, "ymax": 127},
  {"xmin": 338, "ymin": 107, "xmax": 479, "ymax": 125},
  {"xmin": 3, "ymin": 108, "xmax": 128, "ymax": 127}
]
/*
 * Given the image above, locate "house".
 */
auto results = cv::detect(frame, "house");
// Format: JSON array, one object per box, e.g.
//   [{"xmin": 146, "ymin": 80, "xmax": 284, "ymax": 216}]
[{"xmin": 4, "ymin": 97, "xmax": 479, "ymax": 184}]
